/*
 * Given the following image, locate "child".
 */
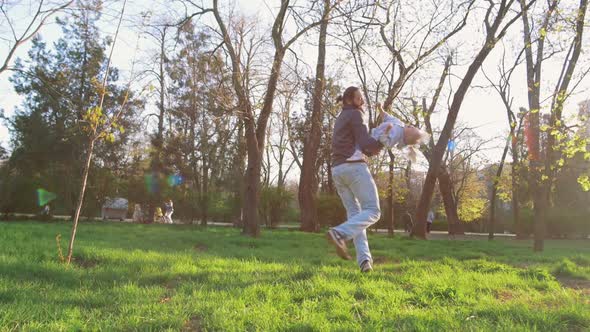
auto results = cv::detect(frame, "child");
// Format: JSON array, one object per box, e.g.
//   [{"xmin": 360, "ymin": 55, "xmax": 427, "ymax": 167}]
[{"xmin": 346, "ymin": 104, "xmax": 430, "ymax": 162}]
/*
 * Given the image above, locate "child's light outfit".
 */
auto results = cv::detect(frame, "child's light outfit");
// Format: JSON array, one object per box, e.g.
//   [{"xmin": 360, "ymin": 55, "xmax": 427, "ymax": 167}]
[
  {"xmin": 346, "ymin": 112, "xmax": 406, "ymax": 161},
  {"xmin": 371, "ymin": 113, "xmax": 406, "ymax": 148}
]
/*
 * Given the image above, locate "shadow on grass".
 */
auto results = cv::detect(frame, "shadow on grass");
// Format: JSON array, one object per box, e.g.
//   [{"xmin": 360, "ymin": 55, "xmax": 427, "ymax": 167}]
[{"xmin": 2, "ymin": 221, "xmax": 589, "ymax": 289}]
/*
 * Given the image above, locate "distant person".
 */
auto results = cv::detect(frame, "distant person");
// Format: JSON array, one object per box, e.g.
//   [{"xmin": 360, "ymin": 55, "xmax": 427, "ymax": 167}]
[
  {"xmin": 41, "ymin": 204, "xmax": 51, "ymax": 220},
  {"xmin": 132, "ymin": 204, "xmax": 143, "ymax": 223},
  {"xmin": 404, "ymin": 212, "xmax": 413, "ymax": 233},
  {"xmin": 427, "ymin": 210, "xmax": 435, "ymax": 233},
  {"xmin": 163, "ymin": 199, "xmax": 174, "ymax": 224}
]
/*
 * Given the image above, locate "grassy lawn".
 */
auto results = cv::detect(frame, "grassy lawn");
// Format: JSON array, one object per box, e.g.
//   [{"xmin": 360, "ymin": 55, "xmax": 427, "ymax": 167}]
[{"xmin": 0, "ymin": 221, "xmax": 589, "ymax": 331}]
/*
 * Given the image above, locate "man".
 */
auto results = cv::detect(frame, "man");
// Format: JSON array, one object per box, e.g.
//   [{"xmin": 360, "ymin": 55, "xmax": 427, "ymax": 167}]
[{"xmin": 326, "ymin": 87, "xmax": 429, "ymax": 272}]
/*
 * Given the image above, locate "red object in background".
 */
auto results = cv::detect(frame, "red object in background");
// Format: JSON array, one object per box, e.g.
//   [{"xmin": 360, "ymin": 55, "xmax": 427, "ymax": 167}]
[{"xmin": 523, "ymin": 113, "xmax": 539, "ymax": 161}]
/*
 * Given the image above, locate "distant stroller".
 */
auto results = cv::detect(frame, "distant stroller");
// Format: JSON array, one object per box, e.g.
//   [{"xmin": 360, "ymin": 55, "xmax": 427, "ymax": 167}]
[{"xmin": 154, "ymin": 207, "xmax": 164, "ymax": 223}]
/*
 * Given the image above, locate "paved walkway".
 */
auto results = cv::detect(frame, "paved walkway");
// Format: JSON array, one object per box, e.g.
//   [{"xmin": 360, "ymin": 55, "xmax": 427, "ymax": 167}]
[{"xmin": 11, "ymin": 213, "xmax": 521, "ymax": 239}]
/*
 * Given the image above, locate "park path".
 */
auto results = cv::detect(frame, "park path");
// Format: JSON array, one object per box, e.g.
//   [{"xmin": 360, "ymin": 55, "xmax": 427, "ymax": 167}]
[{"xmin": 12, "ymin": 213, "xmax": 520, "ymax": 240}]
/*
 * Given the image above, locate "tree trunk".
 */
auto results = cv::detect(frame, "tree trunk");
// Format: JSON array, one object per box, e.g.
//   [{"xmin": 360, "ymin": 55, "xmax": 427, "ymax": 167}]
[
  {"xmin": 66, "ymin": 138, "xmax": 95, "ymax": 264},
  {"xmin": 158, "ymin": 29, "xmax": 167, "ymax": 142},
  {"xmin": 489, "ymin": 140, "xmax": 510, "ymax": 240},
  {"xmin": 243, "ymin": 139, "xmax": 261, "ymax": 236},
  {"xmin": 438, "ymin": 166, "xmax": 463, "ymax": 235},
  {"xmin": 414, "ymin": 48, "xmax": 492, "ymax": 238},
  {"xmin": 387, "ymin": 151, "xmax": 395, "ymax": 236},
  {"xmin": 326, "ymin": 158, "xmax": 334, "ymax": 194},
  {"xmin": 299, "ymin": 0, "xmax": 330, "ymax": 233},
  {"xmin": 201, "ymin": 163, "xmax": 209, "ymax": 226},
  {"xmin": 532, "ymin": 178, "xmax": 545, "ymax": 251},
  {"xmin": 413, "ymin": 2, "xmax": 517, "ymax": 238},
  {"xmin": 512, "ymin": 139, "xmax": 523, "ymax": 238},
  {"xmin": 147, "ymin": 28, "xmax": 167, "ymax": 224},
  {"xmin": 234, "ymin": 120, "xmax": 246, "ymax": 226}
]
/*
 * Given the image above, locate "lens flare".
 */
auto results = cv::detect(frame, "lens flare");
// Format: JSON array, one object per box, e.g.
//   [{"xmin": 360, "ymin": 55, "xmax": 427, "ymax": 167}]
[
  {"xmin": 37, "ymin": 188, "xmax": 57, "ymax": 206},
  {"xmin": 167, "ymin": 174, "xmax": 183, "ymax": 187},
  {"xmin": 144, "ymin": 173, "xmax": 159, "ymax": 194},
  {"xmin": 447, "ymin": 140, "xmax": 457, "ymax": 152}
]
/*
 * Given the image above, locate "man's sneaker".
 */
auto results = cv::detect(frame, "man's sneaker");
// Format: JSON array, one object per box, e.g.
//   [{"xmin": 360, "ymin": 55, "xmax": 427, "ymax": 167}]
[
  {"xmin": 360, "ymin": 260, "xmax": 373, "ymax": 273},
  {"xmin": 326, "ymin": 229, "xmax": 351, "ymax": 260}
]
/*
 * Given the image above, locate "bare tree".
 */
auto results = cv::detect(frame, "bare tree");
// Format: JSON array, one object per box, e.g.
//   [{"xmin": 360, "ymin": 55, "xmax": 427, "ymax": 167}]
[
  {"xmin": 378, "ymin": 0, "xmax": 475, "ymax": 111},
  {"xmin": 213, "ymin": 0, "xmax": 336, "ymax": 236},
  {"xmin": 333, "ymin": 1, "xmax": 474, "ymax": 234},
  {"xmin": 0, "ymin": 0, "xmax": 73, "ymax": 75},
  {"xmin": 482, "ymin": 46, "xmax": 525, "ymax": 240},
  {"xmin": 420, "ymin": 55, "xmax": 464, "ymax": 235},
  {"xmin": 414, "ymin": 0, "xmax": 537, "ymax": 239},
  {"xmin": 272, "ymin": 79, "xmax": 301, "ymax": 189}
]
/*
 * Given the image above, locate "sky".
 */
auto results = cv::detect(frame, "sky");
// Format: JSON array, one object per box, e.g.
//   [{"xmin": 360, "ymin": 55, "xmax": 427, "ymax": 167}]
[{"xmin": 1, "ymin": 0, "xmax": 589, "ymax": 180}]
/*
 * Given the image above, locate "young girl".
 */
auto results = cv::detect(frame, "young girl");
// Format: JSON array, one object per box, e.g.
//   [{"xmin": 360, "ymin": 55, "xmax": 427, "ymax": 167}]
[{"xmin": 327, "ymin": 87, "xmax": 428, "ymax": 272}]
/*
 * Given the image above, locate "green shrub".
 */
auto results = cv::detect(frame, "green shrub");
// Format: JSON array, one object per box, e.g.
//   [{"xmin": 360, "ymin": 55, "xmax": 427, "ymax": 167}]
[
  {"xmin": 546, "ymin": 210, "xmax": 590, "ymax": 239},
  {"xmin": 259, "ymin": 186, "xmax": 295, "ymax": 228},
  {"xmin": 208, "ymin": 192, "xmax": 237, "ymax": 223},
  {"xmin": 316, "ymin": 194, "xmax": 346, "ymax": 227},
  {"xmin": 552, "ymin": 258, "xmax": 585, "ymax": 279}
]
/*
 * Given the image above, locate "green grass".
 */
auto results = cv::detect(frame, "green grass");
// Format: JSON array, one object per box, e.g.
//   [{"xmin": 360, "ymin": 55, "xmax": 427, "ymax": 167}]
[{"xmin": 0, "ymin": 221, "xmax": 589, "ymax": 331}]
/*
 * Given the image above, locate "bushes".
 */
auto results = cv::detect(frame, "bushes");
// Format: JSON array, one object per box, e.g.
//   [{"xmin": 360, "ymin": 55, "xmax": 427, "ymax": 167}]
[
  {"xmin": 487, "ymin": 207, "xmax": 588, "ymax": 239},
  {"xmin": 207, "ymin": 192, "xmax": 236, "ymax": 223},
  {"xmin": 316, "ymin": 194, "xmax": 346, "ymax": 227},
  {"xmin": 259, "ymin": 186, "xmax": 296, "ymax": 228},
  {"xmin": 546, "ymin": 210, "xmax": 590, "ymax": 239}
]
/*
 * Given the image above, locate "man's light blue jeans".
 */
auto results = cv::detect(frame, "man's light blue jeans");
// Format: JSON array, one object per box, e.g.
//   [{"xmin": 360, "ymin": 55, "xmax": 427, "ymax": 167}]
[{"xmin": 331, "ymin": 162, "xmax": 381, "ymax": 267}]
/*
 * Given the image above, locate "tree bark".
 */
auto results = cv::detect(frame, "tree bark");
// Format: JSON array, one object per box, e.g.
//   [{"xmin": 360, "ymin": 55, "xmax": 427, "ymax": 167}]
[
  {"xmin": 387, "ymin": 151, "xmax": 395, "ymax": 236},
  {"xmin": 233, "ymin": 120, "xmax": 246, "ymax": 225},
  {"xmin": 240, "ymin": 142, "xmax": 261, "ymax": 233},
  {"xmin": 438, "ymin": 166, "xmax": 463, "ymax": 235},
  {"xmin": 512, "ymin": 134, "xmax": 523, "ymax": 238},
  {"xmin": 300, "ymin": 0, "xmax": 330, "ymax": 233},
  {"xmin": 489, "ymin": 137, "xmax": 511, "ymax": 240},
  {"xmin": 201, "ymin": 163, "xmax": 209, "ymax": 226}
]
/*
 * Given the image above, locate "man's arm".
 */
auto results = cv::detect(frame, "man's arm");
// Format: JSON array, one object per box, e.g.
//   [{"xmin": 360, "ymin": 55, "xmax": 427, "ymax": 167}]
[{"xmin": 351, "ymin": 111, "xmax": 383, "ymax": 156}]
